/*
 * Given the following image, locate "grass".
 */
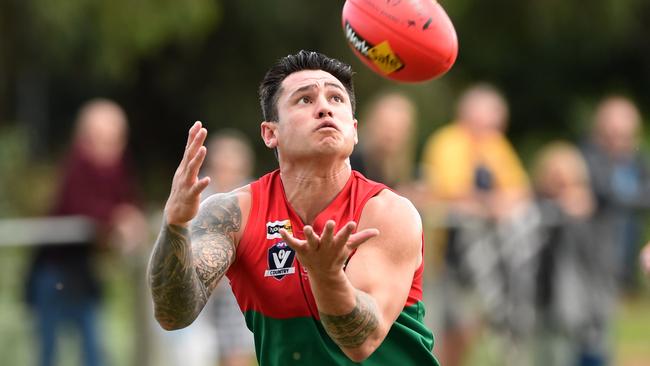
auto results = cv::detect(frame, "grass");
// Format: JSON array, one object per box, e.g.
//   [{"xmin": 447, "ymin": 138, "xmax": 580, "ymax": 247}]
[{"xmin": 614, "ymin": 288, "xmax": 650, "ymax": 366}]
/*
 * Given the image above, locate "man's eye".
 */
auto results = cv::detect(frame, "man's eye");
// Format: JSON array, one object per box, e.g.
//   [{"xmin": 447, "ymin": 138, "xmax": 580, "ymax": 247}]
[
  {"xmin": 332, "ymin": 95, "xmax": 343, "ymax": 103},
  {"xmin": 298, "ymin": 96, "xmax": 311, "ymax": 104}
]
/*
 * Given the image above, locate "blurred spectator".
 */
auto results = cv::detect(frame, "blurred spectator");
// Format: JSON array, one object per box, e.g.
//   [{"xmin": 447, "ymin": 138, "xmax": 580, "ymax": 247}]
[
  {"xmin": 580, "ymin": 96, "xmax": 650, "ymax": 294},
  {"xmin": 422, "ymin": 83, "xmax": 529, "ymax": 218},
  {"xmin": 350, "ymin": 91, "xmax": 416, "ymax": 189},
  {"xmin": 202, "ymin": 130, "xmax": 256, "ymax": 366},
  {"xmin": 421, "ymin": 83, "xmax": 537, "ymax": 366},
  {"xmin": 531, "ymin": 141, "xmax": 615, "ymax": 366},
  {"xmin": 350, "ymin": 91, "xmax": 436, "ymax": 228},
  {"xmin": 25, "ymin": 99, "xmax": 147, "ymax": 366},
  {"xmin": 350, "ymin": 90, "xmax": 448, "ymax": 352},
  {"xmin": 641, "ymin": 243, "xmax": 650, "ymax": 275},
  {"xmin": 160, "ymin": 129, "xmax": 256, "ymax": 366}
]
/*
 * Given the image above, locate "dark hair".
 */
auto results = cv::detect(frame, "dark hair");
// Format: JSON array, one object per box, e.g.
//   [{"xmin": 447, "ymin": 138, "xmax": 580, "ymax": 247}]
[{"xmin": 258, "ymin": 50, "xmax": 356, "ymax": 122}]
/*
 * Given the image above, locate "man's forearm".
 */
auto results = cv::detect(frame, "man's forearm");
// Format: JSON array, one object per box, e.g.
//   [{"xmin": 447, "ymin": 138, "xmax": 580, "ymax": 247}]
[
  {"xmin": 319, "ymin": 290, "xmax": 380, "ymax": 348},
  {"xmin": 310, "ymin": 271, "xmax": 380, "ymax": 360},
  {"xmin": 148, "ymin": 222, "xmax": 207, "ymax": 330}
]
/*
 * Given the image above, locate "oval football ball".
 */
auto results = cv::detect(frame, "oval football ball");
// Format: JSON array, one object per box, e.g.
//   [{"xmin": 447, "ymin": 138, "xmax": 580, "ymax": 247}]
[{"xmin": 342, "ymin": 0, "xmax": 458, "ymax": 83}]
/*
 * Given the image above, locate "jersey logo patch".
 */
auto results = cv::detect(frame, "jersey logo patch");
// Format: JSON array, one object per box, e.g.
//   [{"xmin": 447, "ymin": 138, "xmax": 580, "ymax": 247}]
[
  {"xmin": 266, "ymin": 219, "xmax": 292, "ymax": 239},
  {"xmin": 264, "ymin": 241, "xmax": 296, "ymax": 280}
]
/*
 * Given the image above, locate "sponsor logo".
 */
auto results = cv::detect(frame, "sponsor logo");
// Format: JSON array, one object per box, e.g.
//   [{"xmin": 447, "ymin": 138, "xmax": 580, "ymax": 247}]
[
  {"xmin": 345, "ymin": 21, "xmax": 373, "ymax": 57},
  {"xmin": 266, "ymin": 219, "xmax": 292, "ymax": 239},
  {"xmin": 344, "ymin": 22, "xmax": 404, "ymax": 75},
  {"xmin": 264, "ymin": 241, "xmax": 296, "ymax": 280},
  {"xmin": 368, "ymin": 41, "xmax": 404, "ymax": 74}
]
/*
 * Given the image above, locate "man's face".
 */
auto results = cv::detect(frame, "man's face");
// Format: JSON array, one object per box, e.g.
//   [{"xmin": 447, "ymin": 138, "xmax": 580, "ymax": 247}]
[
  {"xmin": 366, "ymin": 96, "xmax": 414, "ymax": 155},
  {"xmin": 208, "ymin": 138, "xmax": 252, "ymax": 183},
  {"xmin": 596, "ymin": 100, "xmax": 640, "ymax": 158},
  {"xmin": 263, "ymin": 70, "xmax": 357, "ymax": 161},
  {"xmin": 460, "ymin": 92, "xmax": 507, "ymax": 135},
  {"xmin": 79, "ymin": 106, "xmax": 127, "ymax": 166}
]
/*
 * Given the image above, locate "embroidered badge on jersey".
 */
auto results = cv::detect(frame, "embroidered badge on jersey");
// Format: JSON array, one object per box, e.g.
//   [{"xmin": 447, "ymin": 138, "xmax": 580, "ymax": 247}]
[
  {"xmin": 266, "ymin": 219, "xmax": 292, "ymax": 239},
  {"xmin": 264, "ymin": 241, "xmax": 296, "ymax": 280}
]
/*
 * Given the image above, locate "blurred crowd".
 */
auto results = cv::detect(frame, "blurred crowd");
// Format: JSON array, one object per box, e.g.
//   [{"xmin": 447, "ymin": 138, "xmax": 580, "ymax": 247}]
[
  {"xmin": 351, "ymin": 87, "xmax": 650, "ymax": 366},
  {"xmin": 3, "ymin": 86, "xmax": 650, "ymax": 366}
]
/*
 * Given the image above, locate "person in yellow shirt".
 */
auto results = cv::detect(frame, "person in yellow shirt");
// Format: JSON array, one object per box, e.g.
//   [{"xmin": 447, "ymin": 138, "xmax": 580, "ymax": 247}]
[
  {"xmin": 422, "ymin": 83, "xmax": 529, "ymax": 219},
  {"xmin": 422, "ymin": 84, "xmax": 534, "ymax": 366}
]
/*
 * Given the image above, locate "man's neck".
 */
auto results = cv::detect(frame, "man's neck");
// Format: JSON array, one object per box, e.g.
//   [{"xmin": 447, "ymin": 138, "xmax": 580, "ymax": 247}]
[{"xmin": 279, "ymin": 162, "xmax": 352, "ymax": 224}]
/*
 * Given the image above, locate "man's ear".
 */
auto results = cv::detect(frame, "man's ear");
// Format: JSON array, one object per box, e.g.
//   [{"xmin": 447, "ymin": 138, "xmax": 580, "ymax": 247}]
[
  {"xmin": 261, "ymin": 121, "xmax": 278, "ymax": 148},
  {"xmin": 353, "ymin": 118, "xmax": 359, "ymax": 145}
]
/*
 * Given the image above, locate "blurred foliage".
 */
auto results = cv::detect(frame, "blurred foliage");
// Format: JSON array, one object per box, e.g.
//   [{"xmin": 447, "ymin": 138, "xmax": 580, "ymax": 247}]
[
  {"xmin": 6, "ymin": 0, "xmax": 220, "ymax": 80},
  {"xmin": 1, "ymin": 0, "xmax": 650, "ymax": 201},
  {"xmin": 0, "ymin": 246, "xmax": 34, "ymax": 366},
  {"xmin": 442, "ymin": 0, "xmax": 650, "ymax": 152},
  {"xmin": 0, "ymin": 125, "xmax": 56, "ymax": 216}
]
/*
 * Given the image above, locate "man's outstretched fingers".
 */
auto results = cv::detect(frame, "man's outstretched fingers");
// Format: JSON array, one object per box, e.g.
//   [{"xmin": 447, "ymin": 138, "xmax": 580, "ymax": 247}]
[
  {"xmin": 321, "ymin": 220, "xmax": 336, "ymax": 246},
  {"xmin": 280, "ymin": 228, "xmax": 306, "ymax": 252},
  {"xmin": 303, "ymin": 225, "xmax": 321, "ymax": 250},
  {"xmin": 189, "ymin": 176, "xmax": 211, "ymax": 196},
  {"xmin": 185, "ymin": 122, "xmax": 199, "ymax": 148},
  {"xmin": 187, "ymin": 145, "xmax": 207, "ymax": 179},
  {"xmin": 183, "ymin": 122, "xmax": 201, "ymax": 160},
  {"xmin": 188, "ymin": 128, "xmax": 207, "ymax": 159},
  {"xmin": 333, "ymin": 221, "xmax": 356, "ymax": 247},
  {"xmin": 347, "ymin": 228, "xmax": 380, "ymax": 250}
]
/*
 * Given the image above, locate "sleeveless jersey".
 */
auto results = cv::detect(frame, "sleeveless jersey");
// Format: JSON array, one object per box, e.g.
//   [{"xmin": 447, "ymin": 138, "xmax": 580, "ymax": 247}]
[{"xmin": 226, "ymin": 170, "xmax": 438, "ymax": 365}]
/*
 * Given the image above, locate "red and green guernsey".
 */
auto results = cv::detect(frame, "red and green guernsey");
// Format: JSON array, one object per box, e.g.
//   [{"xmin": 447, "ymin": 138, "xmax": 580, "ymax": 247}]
[{"xmin": 226, "ymin": 170, "xmax": 438, "ymax": 365}]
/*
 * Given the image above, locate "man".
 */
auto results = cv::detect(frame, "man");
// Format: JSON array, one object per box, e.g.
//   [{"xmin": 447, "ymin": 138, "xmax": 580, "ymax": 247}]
[
  {"xmin": 27, "ymin": 99, "xmax": 146, "ymax": 366},
  {"xmin": 350, "ymin": 91, "xmax": 417, "ymax": 188},
  {"xmin": 580, "ymin": 96, "xmax": 650, "ymax": 293},
  {"xmin": 421, "ymin": 84, "xmax": 535, "ymax": 366},
  {"xmin": 148, "ymin": 51, "xmax": 437, "ymax": 365},
  {"xmin": 158, "ymin": 131, "xmax": 256, "ymax": 366},
  {"xmin": 575, "ymin": 96, "xmax": 650, "ymax": 364}
]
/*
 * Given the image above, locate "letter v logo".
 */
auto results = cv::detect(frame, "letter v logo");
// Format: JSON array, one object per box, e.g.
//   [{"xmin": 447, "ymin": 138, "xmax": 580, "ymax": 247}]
[
  {"xmin": 266, "ymin": 241, "xmax": 296, "ymax": 280},
  {"xmin": 272, "ymin": 249, "xmax": 290, "ymax": 268}
]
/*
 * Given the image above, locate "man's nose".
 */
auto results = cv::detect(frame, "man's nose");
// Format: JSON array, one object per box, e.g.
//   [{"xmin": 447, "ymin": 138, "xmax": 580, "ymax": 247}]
[
  {"xmin": 315, "ymin": 96, "xmax": 333, "ymax": 118},
  {"xmin": 318, "ymin": 110, "xmax": 333, "ymax": 118}
]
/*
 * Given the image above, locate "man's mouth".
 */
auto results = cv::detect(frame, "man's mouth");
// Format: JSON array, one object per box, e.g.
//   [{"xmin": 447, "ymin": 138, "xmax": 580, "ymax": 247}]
[{"xmin": 315, "ymin": 121, "xmax": 339, "ymax": 131}]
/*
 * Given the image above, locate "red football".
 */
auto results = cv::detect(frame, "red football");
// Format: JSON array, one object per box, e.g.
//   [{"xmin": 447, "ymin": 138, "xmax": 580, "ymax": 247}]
[{"xmin": 342, "ymin": 0, "xmax": 458, "ymax": 83}]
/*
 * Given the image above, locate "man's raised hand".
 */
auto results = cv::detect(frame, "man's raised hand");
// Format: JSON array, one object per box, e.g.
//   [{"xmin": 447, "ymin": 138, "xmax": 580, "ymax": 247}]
[
  {"xmin": 164, "ymin": 121, "xmax": 211, "ymax": 226},
  {"xmin": 279, "ymin": 220, "xmax": 379, "ymax": 277}
]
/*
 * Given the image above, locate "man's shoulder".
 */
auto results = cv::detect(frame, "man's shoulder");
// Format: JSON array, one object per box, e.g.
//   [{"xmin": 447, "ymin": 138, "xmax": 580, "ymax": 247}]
[
  {"xmin": 201, "ymin": 185, "xmax": 252, "ymax": 209},
  {"xmin": 196, "ymin": 185, "xmax": 253, "ymax": 240},
  {"xmin": 357, "ymin": 188, "xmax": 422, "ymax": 262},
  {"xmin": 365, "ymin": 189, "xmax": 418, "ymax": 211},
  {"xmin": 361, "ymin": 190, "xmax": 421, "ymax": 232}
]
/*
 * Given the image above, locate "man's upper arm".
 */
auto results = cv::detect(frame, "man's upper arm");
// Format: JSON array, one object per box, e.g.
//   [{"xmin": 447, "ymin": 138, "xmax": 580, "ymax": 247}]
[
  {"xmin": 345, "ymin": 190, "xmax": 423, "ymax": 326},
  {"xmin": 190, "ymin": 189, "xmax": 250, "ymax": 294}
]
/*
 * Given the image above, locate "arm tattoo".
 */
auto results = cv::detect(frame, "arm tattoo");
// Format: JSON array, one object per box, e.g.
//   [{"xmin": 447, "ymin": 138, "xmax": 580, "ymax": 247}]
[
  {"xmin": 191, "ymin": 194, "xmax": 240, "ymax": 292},
  {"xmin": 148, "ymin": 223, "xmax": 205, "ymax": 329},
  {"xmin": 319, "ymin": 290, "xmax": 380, "ymax": 348},
  {"xmin": 148, "ymin": 193, "xmax": 240, "ymax": 329}
]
